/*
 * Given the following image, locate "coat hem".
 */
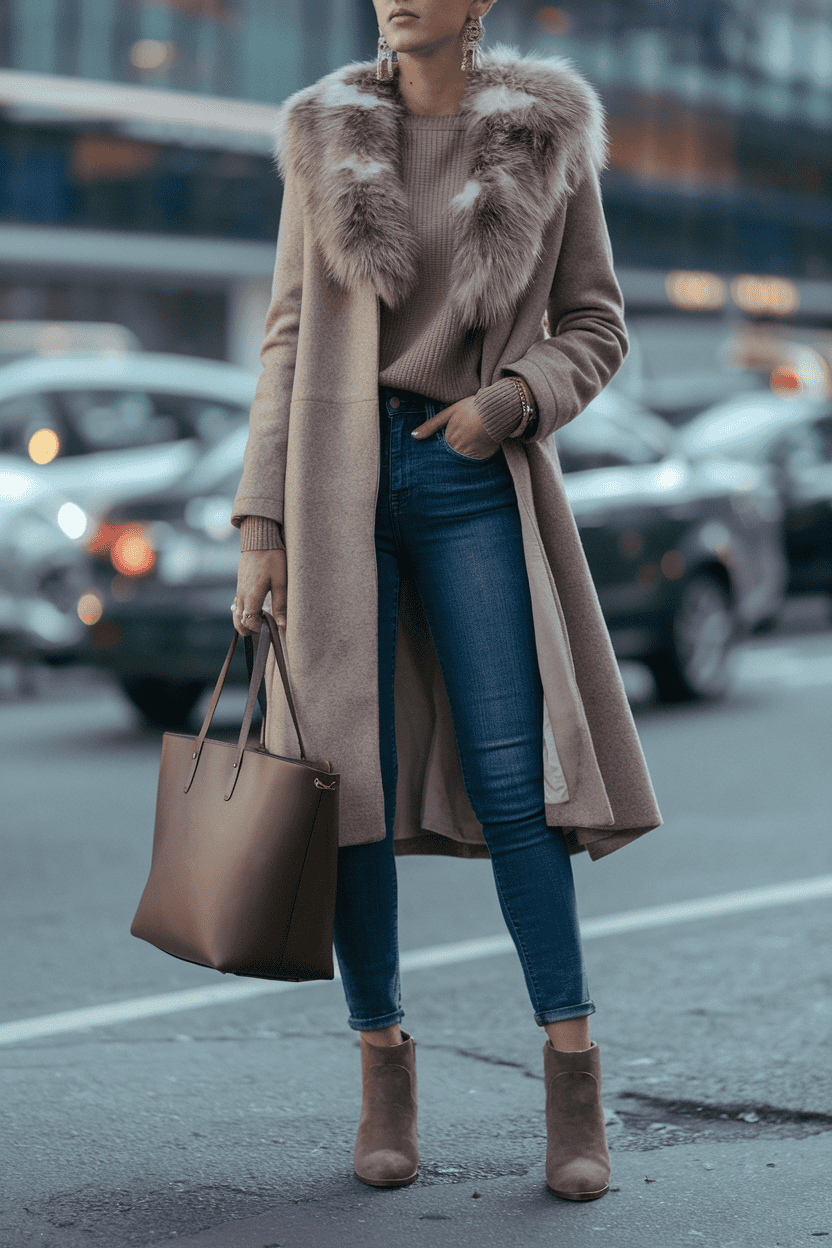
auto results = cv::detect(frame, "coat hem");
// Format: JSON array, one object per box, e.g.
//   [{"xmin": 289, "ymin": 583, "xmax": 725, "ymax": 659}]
[
  {"xmin": 393, "ymin": 818, "xmax": 662, "ymax": 861},
  {"xmin": 394, "ymin": 832, "xmax": 490, "ymax": 859}
]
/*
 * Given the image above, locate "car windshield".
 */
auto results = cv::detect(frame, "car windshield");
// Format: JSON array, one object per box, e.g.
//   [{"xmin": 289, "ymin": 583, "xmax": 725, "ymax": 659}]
[
  {"xmin": 555, "ymin": 393, "xmax": 673, "ymax": 473},
  {"xmin": 185, "ymin": 424, "xmax": 248, "ymax": 492},
  {"xmin": 0, "ymin": 388, "xmax": 248, "ymax": 462},
  {"xmin": 680, "ymin": 394, "xmax": 828, "ymax": 459},
  {"xmin": 0, "ymin": 321, "xmax": 140, "ymax": 365}
]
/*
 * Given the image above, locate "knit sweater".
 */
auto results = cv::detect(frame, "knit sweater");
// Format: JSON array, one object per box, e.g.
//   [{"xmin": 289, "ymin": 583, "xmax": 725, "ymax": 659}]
[{"xmin": 240, "ymin": 111, "xmax": 536, "ymax": 552}]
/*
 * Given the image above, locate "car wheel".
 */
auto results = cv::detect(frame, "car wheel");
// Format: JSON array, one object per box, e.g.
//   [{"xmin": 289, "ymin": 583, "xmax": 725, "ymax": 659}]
[
  {"xmin": 120, "ymin": 677, "xmax": 206, "ymax": 727},
  {"xmin": 647, "ymin": 574, "xmax": 734, "ymax": 702}
]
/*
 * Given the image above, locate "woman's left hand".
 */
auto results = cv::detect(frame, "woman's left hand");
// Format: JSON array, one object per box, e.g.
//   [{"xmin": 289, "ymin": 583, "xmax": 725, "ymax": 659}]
[{"xmin": 411, "ymin": 395, "xmax": 499, "ymax": 460}]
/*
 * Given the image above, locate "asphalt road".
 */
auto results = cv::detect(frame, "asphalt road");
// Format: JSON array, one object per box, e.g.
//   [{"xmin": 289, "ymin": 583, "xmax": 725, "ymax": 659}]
[{"xmin": 1, "ymin": 598, "xmax": 831, "ymax": 1248}]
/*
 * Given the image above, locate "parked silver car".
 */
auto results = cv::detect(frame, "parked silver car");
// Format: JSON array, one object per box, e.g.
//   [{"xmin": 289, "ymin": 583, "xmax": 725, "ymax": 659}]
[
  {"xmin": 60, "ymin": 394, "xmax": 787, "ymax": 723},
  {"xmin": 0, "ymin": 352, "xmax": 256, "ymax": 516},
  {"xmin": 0, "ymin": 355, "xmax": 255, "ymax": 661}
]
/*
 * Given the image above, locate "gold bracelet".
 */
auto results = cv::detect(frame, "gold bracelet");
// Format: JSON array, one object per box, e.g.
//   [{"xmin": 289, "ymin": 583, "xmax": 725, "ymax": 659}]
[{"xmin": 507, "ymin": 376, "xmax": 535, "ymax": 438}]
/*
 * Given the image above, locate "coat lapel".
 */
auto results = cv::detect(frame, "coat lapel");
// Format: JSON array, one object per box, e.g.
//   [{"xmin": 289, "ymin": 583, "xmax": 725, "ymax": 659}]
[{"xmin": 274, "ymin": 44, "xmax": 607, "ymax": 330}]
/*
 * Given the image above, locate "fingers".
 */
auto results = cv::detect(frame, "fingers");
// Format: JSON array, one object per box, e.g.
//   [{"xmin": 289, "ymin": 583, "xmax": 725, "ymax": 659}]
[
  {"xmin": 411, "ymin": 402, "xmax": 454, "ymax": 439},
  {"xmin": 231, "ymin": 598, "xmax": 264, "ymax": 636},
  {"xmin": 410, "ymin": 397, "xmax": 497, "ymax": 458},
  {"xmin": 271, "ymin": 580, "xmax": 287, "ymax": 628},
  {"xmin": 234, "ymin": 549, "xmax": 287, "ymax": 635}
]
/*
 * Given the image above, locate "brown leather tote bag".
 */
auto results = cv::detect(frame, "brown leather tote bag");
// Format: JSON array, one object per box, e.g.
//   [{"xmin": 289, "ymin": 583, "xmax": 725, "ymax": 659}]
[{"xmin": 131, "ymin": 611, "xmax": 339, "ymax": 981}]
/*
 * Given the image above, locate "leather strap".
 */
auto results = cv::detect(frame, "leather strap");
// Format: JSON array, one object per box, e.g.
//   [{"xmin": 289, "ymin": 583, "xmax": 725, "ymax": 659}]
[
  {"xmin": 225, "ymin": 622, "xmax": 273, "ymax": 800},
  {"xmin": 184, "ymin": 630, "xmax": 239, "ymax": 793},
  {"xmin": 185, "ymin": 612, "xmax": 308, "ymax": 797},
  {"xmin": 244, "ymin": 635, "xmax": 268, "ymax": 721},
  {"xmin": 244, "ymin": 633, "xmax": 268, "ymax": 747},
  {"xmin": 260, "ymin": 611, "xmax": 306, "ymax": 760}
]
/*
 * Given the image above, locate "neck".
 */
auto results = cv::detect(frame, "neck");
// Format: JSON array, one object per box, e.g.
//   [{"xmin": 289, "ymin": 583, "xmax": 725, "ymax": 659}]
[{"xmin": 394, "ymin": 37, "xmax": 470, "ymax": 116}]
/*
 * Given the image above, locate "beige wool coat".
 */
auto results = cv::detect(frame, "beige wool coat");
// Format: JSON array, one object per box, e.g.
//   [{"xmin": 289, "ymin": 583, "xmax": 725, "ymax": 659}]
[{"xmin": 232, "ymin": 45, "xmax": 662, "ymax": 861}]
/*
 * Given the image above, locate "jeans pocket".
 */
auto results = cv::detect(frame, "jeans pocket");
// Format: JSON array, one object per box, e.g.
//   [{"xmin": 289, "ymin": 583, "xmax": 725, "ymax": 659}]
[{"xmin": 438, "ymin": 428, "xmax": 500, "ymax": 464}]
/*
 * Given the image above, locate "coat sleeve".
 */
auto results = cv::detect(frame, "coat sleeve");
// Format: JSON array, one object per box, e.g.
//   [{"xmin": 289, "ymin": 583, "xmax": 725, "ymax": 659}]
[
  {"xmin": 231, "ymin": 175, "xmax": 305, "ymax": 530},
  {"xmin": 503, "ymin": 172, "xmax": 628, "ymax": 444}
]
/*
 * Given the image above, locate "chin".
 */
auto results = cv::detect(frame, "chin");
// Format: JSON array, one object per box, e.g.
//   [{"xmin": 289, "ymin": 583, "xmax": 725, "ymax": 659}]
[{"xmin": 391, "ymin": 40, "xmax": 432, "ymax": 60}]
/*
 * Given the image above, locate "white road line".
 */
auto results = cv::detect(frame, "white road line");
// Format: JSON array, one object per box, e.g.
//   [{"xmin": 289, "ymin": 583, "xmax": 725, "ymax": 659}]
[{"xmin": 1, "ymin": 874, "xmax": 830, "ymax": 1048}]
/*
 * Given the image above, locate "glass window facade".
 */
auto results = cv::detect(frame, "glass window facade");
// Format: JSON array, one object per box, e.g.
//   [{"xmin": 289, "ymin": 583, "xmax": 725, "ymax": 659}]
[
  {"xmin": 1, "ymin": 0, "xmax": 378, "ymax": 102},
  {"xmin": 0, "ymin": 1, "xmax": 830, "ymax": 360},
  {"xmin": 0, "ymin": 119, "xmax": 281, "ymax": 238},
  {"xmin": 3, "ymin": 2, "xmax": 829, "ymax": 122},
  {"xmin": 1, "ymin": 1, "xmax": 829, "ymax": 279}
]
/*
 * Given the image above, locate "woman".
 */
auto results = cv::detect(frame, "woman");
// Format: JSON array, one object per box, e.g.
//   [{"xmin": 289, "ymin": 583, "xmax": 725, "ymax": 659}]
[{"xmin": 230, "ymin": 0, "xmax": 661, "ymax": 1202}]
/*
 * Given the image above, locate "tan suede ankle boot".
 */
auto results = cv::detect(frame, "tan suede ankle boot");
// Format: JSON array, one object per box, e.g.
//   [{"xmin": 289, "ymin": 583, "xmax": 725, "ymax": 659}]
[
  {"xmin": 544, "ymin": 1038, "xmax": 611, "ymax": 1201},
  {"xmin": 354, "ymin": 1031, "xmax": 419, "ymax": 1188}
]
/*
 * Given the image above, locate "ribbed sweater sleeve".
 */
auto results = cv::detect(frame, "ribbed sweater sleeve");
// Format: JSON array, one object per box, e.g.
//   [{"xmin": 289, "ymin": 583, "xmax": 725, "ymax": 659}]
[
  {"xmin": 239, "ymin": 515, "xmax": 284, "ymax": 551},
  {"xmin": 473, "ymin": 377, "xmax": 528, "ymax": 441}
]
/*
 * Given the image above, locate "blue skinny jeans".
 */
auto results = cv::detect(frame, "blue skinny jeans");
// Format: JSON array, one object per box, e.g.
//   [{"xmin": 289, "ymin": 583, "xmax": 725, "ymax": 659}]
[{"xmin": 332, "ymin": 386, "xmax": 594, "ymax": 1031}]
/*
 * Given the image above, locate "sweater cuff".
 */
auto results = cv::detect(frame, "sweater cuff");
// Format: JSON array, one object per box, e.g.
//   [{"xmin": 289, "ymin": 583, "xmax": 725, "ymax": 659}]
[
  {"xmin": 473, "ymin": 377, "xmax": 528, "ymax": 442},
  {"xmin": 240, "ymin": 515, "xmax": 284, "ymax": 552}
]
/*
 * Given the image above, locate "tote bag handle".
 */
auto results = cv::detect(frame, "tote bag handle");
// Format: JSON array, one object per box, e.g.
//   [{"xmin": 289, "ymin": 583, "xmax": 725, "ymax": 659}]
[{"xmin": 184, "ymin": 612, "xmax": 306, "ymax": 795}]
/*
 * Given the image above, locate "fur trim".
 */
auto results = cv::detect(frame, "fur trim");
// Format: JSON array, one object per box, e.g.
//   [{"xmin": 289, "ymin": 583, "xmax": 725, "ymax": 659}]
[{"xmin": 275, "ymin": 44, "xmax": 607, "ymax": 328}]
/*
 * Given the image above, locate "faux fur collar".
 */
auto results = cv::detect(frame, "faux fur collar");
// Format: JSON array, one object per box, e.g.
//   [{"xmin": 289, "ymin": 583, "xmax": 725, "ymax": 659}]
[{"xmin": 274, "ymin": 44, "xmax": 607, "ymax": 329}]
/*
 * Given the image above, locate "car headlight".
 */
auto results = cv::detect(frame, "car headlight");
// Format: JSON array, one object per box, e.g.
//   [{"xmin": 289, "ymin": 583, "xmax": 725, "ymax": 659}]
[{"xmin": 56, "ymin": 502, "xmax": 88, "ymax": 540}]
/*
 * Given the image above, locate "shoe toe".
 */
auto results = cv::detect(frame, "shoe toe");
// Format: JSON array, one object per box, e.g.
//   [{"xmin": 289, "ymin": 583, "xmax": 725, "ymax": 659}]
[
  {"xmin": 547, "ymin": 1159, "xmax": 610, "ymax": 1201},
  {"xmin": 355, "ymin": 1149, "xmax": 418, "ymax": 1188}
]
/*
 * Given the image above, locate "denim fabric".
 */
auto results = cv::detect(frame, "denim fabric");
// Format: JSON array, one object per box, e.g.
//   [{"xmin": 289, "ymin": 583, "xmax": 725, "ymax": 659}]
[{"xmin": 332, "ymin": 386, "xmax": 594, "ymax": 1031}]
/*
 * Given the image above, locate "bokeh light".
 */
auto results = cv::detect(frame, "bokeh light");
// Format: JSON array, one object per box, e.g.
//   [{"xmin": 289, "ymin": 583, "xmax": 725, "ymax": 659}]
[
  {"xmin": 661, "ymin": 550, "xmax": 686, "ymax": 580},
  {"xmin": 770, "ymin": 366, "xmax": 802, "ymax": 395},
  {"xmin": 28, "ymin": 428, "xmax": 61, "ymax": 464},
  {"xmin": 129, "ymin": 39, "xmax": 175, "ymax": 71},
  {"xmin": 536, "ymin": 7, "xmax": 571, "ymax": 35},
  {"xmin": 666, "ymin": 271, "xmax": 727, "ymax": 311},
  {"xmin": 76, "ymin": 592, "xmax": 104, "ymax": 626},
  {"xmin": 85, "ymin": 522, "xmax": 121, "ymax": 554},
  {"xmin": 57, "ymin": 502, "xmax": 87, "ymax": 540},
  {"xmin": 111, "ymin": 528, "xmax": 156, "ymax": 577},
  {"xmin": 731, "ymin": 275, "xmax": 800, "ymax": 317}
]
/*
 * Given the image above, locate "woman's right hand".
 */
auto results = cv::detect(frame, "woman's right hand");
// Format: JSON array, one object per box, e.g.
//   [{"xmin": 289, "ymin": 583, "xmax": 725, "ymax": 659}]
[{"xmin": 232, "ymin": 549, "xmax": 287, "ymax": 635}]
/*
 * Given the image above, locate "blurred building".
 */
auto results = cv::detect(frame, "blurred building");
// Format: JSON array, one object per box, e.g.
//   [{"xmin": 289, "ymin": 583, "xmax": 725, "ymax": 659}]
[{"xmin": 1, "ymin": 1, "xmax": 831, "ymax": 366}]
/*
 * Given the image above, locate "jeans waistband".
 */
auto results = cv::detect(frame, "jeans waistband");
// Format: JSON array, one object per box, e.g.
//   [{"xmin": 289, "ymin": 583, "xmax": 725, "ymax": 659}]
[{"xmin": 378, "ymin": 385, "xmax": 436, "ymax": 413}]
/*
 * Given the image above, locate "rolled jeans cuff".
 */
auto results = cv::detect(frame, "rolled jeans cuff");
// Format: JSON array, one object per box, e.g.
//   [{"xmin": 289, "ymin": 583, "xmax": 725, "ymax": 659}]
[
  {"xmin": 534, "ymin": 1000, "xmax": 596, "ymax": 1028},
  {"xmin": 347, "ymin": 1008, "xmax": 405, "ymax": 1033}
]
